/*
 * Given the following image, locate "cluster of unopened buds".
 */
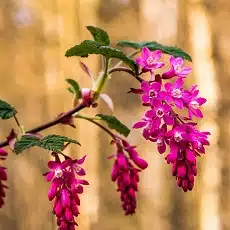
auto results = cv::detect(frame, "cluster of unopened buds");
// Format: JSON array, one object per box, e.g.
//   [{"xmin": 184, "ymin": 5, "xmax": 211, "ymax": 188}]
[
  {"xmin": 132, "ymin": 47, "xmax": 210, "ymax": 192},
  {"xmin": 0, "ymin": 148, "xmax": 8, "ymax": 208},
  {"xmin": 110, "ymin": 139, "xmax": 148, "ymax": 215},
  {"xmin": 44, "ymin": 153, "xmax": 88, "ymax": 230}
]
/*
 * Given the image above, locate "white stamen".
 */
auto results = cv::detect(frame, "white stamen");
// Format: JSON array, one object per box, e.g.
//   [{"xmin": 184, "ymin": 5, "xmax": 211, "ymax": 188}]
[{"xmin": 172, "ymin": 89, "xmax": 182, "ymax": 98}]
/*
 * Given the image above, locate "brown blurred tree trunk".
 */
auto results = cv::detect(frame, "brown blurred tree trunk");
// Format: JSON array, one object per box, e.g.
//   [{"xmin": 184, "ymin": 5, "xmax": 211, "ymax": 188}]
[{"xmin": 210, "ymin": 1, "xmax": 230, "ymax": 229}]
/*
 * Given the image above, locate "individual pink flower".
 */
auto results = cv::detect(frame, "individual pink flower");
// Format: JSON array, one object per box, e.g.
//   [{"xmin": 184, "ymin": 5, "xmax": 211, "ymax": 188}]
[
  {"xmin": 44, "ymin": 154, "xmax": 88, "ymax": 230},
  {"xmin": 162, "ymin": 56, "xmax": 192, "ymax": 79},
  {"xmin": 136, "ymin": 47, "xmax": 164, "ymax": 72},
  {"xmin": 183, "ymin": 86, "xmax": 207, "ymax": 119},
  {"xmin": 140, "ymin": 81, "xmax": 167, "ymax": 104},
  {"xmin": 164, "ymin": 78, "xmax": 185, "ymax": 109},
  {"xmin": 148, "ymin": 124, "xmax": 168, "ymax": 154},
  {"xmin": 0, "ymin": 148, "xmax": 8, "ymax": 208}
]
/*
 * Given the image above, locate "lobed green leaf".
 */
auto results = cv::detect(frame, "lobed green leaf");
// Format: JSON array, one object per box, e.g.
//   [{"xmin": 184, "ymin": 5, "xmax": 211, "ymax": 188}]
[
  {"xmin": 65, "ymin": 40, "xmax": 138, "ymax": 73},
  {"xmin": 14, "ymin": 134, "xmax": 80, "ymax": 154},
  {"xmin": 117, "ymin": 40, "xmax": 192, "ymax": 61},
  {"xmin": 86, "ymin": 26, "xmax": 110, "ymax": 46},
  {"xmin": 0, "ymin": 99, "xmax": 17, "ymax": 119}
]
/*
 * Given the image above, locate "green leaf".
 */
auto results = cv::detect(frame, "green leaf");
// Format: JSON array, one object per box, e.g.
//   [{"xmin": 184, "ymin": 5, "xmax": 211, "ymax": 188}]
[
  {"xmin": 14, "ymin": 134, "xmax": 80, "ymax": 154},
  {"xmin": 96, "ymin": 114, "xmax": 130, "ymax": 137},
  {"xmin": 66, "ymin": 79, "xmax": 81, "ymax": 99},
  {"xmin": 65, "ymin": 40, "xmax": 138, "ymax": 73},
  {"xmin": 36, "ymin": 135, "xmax": 80, "ymax": 152},
  {"xmin": 0, "ymin": 99, "xmax": 17, "ymax": 119},
  {"xmin": 14, "ymin": 135, "xmax": 40, "ymax": 154},
  {"xmin": 86, "ymin": 26, "xmax": 110, "ymax": 46},
  {"xmin": 117, "ymin": 40, "xmax": 192, "ymax": 61}
]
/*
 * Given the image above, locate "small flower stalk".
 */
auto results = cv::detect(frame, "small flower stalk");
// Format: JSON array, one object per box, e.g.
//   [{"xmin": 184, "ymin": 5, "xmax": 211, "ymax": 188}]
[
  {"xmin": 132, "ymin": 47, "xmax": 210, "ymax": 192},
  {"xmin": 44, "ymin": 154, "xmax": 89, "ymax": 229}
]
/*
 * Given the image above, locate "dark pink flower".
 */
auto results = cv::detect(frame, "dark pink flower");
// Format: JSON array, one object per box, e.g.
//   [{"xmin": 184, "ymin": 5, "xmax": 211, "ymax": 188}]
[
  {"xmin": 162, "ymin": 56, "xmax": 192, "ymax": 79},
  {"xmin": 164, "ymin": 78, "xmax": 185, "ymax": 109},
  {"xmin": 44, "ymin": 154, "xmax": 88, "ymax": 230},
  {"xmin": 136, "ymin": 47, "xmax": 164, "ymax": 72},
  {"xmin": 183, "ymin": 86, "xmax": 207, "ymax": 119}
]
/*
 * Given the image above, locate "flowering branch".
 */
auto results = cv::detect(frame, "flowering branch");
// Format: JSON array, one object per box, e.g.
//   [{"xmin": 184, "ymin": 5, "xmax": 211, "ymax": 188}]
[{"xmin": 0, "ymin": 103, "xmax": 86, "ymax": 148}]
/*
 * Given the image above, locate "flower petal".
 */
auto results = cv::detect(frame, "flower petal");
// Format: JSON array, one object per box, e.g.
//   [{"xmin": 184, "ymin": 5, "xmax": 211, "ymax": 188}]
[{"xmin": 142, "ymin": 47, "xmax": 151, "ymax": 59}]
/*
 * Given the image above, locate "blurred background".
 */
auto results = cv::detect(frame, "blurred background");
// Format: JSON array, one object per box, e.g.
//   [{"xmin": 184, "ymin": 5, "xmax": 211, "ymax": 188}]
[{"xmin": 0, "ymin": 0, "xmax": 228, "ymax": 229}]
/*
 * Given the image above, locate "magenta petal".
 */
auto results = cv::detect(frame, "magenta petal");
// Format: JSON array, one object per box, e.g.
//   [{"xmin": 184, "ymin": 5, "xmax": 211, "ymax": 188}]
[
  {"xmin": 174, "ymin": 98, "xmax": 184, "ymax": 109},
  {"xmin": 142, "ymin": 94, "xmax": 149, "ymax": 103},
  {"xmin": 181, "ymin": 66, "xmax": 192, "ymax": 75},
  {"xmin": 163, "ymin": 103, "xmax": 171, "ymax": 113},
  {"xmin": 136, "ymin": 57, "xmax": 146, "ymax": 66},
  {"xmin": 141, "ymin": 81, "xmax": 150, "ymax": 91},
  {"xmin": 76, "ymin": 167, "xmax": 86, "ymax": 176},
  {"xmin": 174, "ymin": 57, "xmax": 184, "ymax": 67},
  {"xmin": 46, "ymin": 171, "xmax": 55, "ymax": 182},
  {"xmin": 164, "ymin": 83, "xmax": 173, "ymax": 92},
  {"xmin": 151, "ymin": 50, "xmax": 162, "ymax": 60},
  {"xmin": 153, "ymin": 62, "xmax": 165, "ymax": 69},
  {"xmin": 196, "ymin": 97, "xmax": 207, "ymax": 105},
  {"xmin": 143, "ymin": 128, "xmax": 150, "ymax": 139},
  {"xmin": 177, "ymin": 164, "xmax": 187, "ymax": 178},
  {"xmin": 162, "ymin": 68, "xmax": 175, "ymax": 79},
  {"xmin": 76, "ymin": 185, "xmax": 83, "ymax": 194},
  {"xmin": 61, "ymin": 189, "xmax": 71, "ymax": 207},
  {"xmin": 142, "ymin": 47, "xmax": 151, "ymax": 59},
  {"xmin": 157, "ymin": 143, "xmax": 166, "ymax": 154},
  {"xmin": 163, "ymin": 115, "xmax": 174, "ymax": 126},
  {"xmin": 150, "ymin": 82, "xmax": 161, "ymax": 91},
  {"xmin": 193, "ymin": 109, "xmax": 203, "ymax": 118},
  {"xmin": 78, "ymin": 179, "xmax": 89, "ymax": 185},
  {"xmin": 145, "ymin": 109, "xmax": 155, "ymax": 118},
  {"xmin": 77, "ymin": 155, "xmax": 87, "ymax": 164},
  {"xmin": 169, "ymin": 56, "xmax": 176, "ymax": 65},
  {"xmin": 48, "ymin": 161, "xmax": 59, "ymax": 170},
  {"xmin": 0, "ymin": 149, "xmax": 7, "ymax": 157},
  {"xmin": 175, "ymin": 78, "xmax": 184, "ymax": 88},
  {"xmin": 65, "ymin": 208, "xmax": 73, "ymax": 221},
  {"xmin": 48, "ymin": 182, "xmax": 58, "ymax": 201},
  {"xmin": 133, "ymin": 121, "xmax": 147, "ymax": 129}
]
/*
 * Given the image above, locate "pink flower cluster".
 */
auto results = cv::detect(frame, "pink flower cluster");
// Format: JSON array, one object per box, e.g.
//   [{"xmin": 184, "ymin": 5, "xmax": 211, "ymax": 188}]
[
  {"xmin": 133, "ymin": 47, "xmax": 210, "ymax": 192},
  {"xmin": 44, "ymin": 154, "xmax": 89, "ymax": 230},
  {"xmin": 0, "ymin": 148, "xmax": 8, "ymax": 208},
  {"xmin": 110, "ymin": 140, "xmax": 148, "ymax": 215}
]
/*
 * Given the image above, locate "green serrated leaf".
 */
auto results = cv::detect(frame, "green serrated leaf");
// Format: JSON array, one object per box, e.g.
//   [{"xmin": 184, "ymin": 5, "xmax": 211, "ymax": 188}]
[
  {"xmin": 86, "ymin": 26, "xmax": 110, "ymax": 46},
  {"xmin": 96, "ymin": 114, "xmax": 130, "ymax": 137},
  {"xmin": 65, "ymin": 40, "xmax": 138, "ymax": 73},
  {"xmin": 14, "ymin": 135, "xmax": 40, "ymax": 154},
  {"xmin": 14, "ymin": 134, "xmax": 80, "ymax": 154},
  {"xmin": 37, "ymin": 135, "xmax": 80, "ymax": 152},
  {"xmin": 66, "ymin": 79, "xmax": 81, "ymax": 99},
  {"xmin": 0, "ymin": 99, "xmax": 17, "ymax": 119},
  {"xmin": 117, "ymin": 40, "xmax": 192, "ymax": 61}
]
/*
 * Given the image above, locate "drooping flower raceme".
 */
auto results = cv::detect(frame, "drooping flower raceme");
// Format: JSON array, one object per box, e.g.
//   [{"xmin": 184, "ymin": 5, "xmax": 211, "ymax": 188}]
[
  {"xmin": 0, "ymin": 148, "xmax": 8, "ymax": 208},
  {"xmin": 132, "ymin": 47, "xmax": 209, "ymax": 192},
  {"xmin": 44, "ymin": 154, "xmax": 88, "ymax": 230},
  {"xmin": 110, "ymin": 140, "xmax": 148, "ymax": 215}
]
